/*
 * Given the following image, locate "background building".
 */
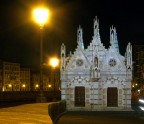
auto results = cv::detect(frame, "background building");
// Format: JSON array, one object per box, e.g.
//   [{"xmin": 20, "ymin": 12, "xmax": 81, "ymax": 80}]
[
  {"xmin": 30, "ymin": 68, "xmax": 60, "ymax": 92},
  {"xmin": 48, "ymin": 69, "xmax": 60, "ymax": 92},
  {"xmin": 0, "ymin": 61, "xmax": 3, "ymax": 91},
  {"xmin": 0, "ymin": 60, "xmax": 60, "ymax": 92},
  {"xmin": 20, "ymin": 68, "xmax": 30, "ymax": 91},
  {"xmin": 133, "ymin": 45, "xmax": 144, "ymax": 94},
  {"xmin": 0, "ymin": 61, "xmax": 20, "ymax": 91},
  {"xmin": 30, "ymin": 69, "xmax": 49, "ymax": 91}
]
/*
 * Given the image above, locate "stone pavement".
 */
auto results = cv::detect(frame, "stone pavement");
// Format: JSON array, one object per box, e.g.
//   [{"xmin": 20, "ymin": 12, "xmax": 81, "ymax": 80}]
[
  {"xmin": 56, "ymin": 111, "xmax": 144, "ymax": 124},
  {"xmin": 0, "ymin": 103, "xmax": 53, "ymax": 124}
]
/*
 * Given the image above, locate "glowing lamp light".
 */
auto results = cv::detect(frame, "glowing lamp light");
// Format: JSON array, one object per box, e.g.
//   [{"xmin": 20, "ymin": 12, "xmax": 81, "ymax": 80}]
[
  {"xmin": 48, "ymin": 84, "xmax": 52, "ymax": 88},
  {"xmin": 22, "ymin": 84, "xmax": 26, "ymax": 88},
  {"xmin": 8, "ymin": 84, "xmax": 12, "ymax": 88},
  {"xmin": 33, "ymin": 8, "xmax": 49, "ymax": 27},
  {"xmin": 138, "ymin": 89, "xmax": 140, "ymax": 93},
  {"xmin": 35, "ymin": 84, "xmax": 39, "ymax": 88},
  {"xmin": 50, "ymin": 58, "xmax": 59, "ymax": 68},
  {"xmin": 59, "ymin": 87, "xmax": 61, "ymax": 91}
]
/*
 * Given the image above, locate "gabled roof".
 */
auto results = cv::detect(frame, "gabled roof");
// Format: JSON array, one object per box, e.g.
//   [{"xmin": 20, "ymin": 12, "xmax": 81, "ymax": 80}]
[
  {"xmin": 101, "ymin": 45, "xmax": 125, "ymax": 71},
  {"xmin": 66, "ymin": 47, "xmax": 90, "ymax": 70}
]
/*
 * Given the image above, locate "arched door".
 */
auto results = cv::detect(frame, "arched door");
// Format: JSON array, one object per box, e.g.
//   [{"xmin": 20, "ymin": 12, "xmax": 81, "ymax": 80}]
[
  {"xmin": 107, "ymin": 87, "xmax": 118, "ymax": 107},
  {"xmin": 75, "ymin": 86, "xmax": 85, "ymax": 107}
]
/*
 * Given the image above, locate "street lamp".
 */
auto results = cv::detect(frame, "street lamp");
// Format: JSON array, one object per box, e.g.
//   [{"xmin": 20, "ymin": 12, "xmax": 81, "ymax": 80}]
[
  {"xmin": 33, "ymin": 7, "xmax": 49, "ymax": 102},
  {"xmin": 50, "ymin": 58, "xmax": 59, "ymax": 68},
  {"xmin": 49, "ymin": 57, "xmax": 59, "ymax": 101},
  {"xmin": 33, "ymin": 8, "xmax": 49, "ymax": 28}
]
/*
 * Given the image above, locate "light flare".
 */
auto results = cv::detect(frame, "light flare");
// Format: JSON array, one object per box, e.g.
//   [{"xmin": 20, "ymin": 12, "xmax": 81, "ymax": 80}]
[
  {"xmin": 50, "ymin": 58, "xmax": 59, "ymax": 68},
  {"xmin": 139, "ymin": 99, "xmax": 144, "ymax": 104},
  {"xmin": 139, "ymin": 106, "xmax": 144, "ymax": 111},
  {"xmin": 33, "ymin": 8, "xmax": 49, "ymax": 26}
]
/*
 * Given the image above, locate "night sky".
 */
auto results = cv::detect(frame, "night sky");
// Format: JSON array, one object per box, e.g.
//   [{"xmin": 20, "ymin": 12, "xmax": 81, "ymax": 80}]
[{"xmin": 0, "ymin": 0, "xmax": 143, "ymax": 68}]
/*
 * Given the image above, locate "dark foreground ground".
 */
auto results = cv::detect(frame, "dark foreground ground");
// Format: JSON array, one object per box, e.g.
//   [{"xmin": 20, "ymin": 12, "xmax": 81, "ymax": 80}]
[
  {"xmin": 56, "ymin": 101, "xmax": 144, "ymax": 124},
  {"xmin": 56, "ymin": 111, "xmax": 144, "ymax": 124},
  {"xmin": 0, "ymin": 100, "xmax": 144, "ymax": 124}
]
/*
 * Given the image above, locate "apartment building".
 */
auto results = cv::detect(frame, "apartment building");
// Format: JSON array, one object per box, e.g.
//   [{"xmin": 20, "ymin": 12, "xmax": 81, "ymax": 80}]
[
  {"xmin": 0, "ymin": 61, "xmax": 20, "ymax": 91},
  {"xmin": 20, "ymin": 68, "xmax": 30, "ymax": 91},
  {"xmin": 31, "ymin": 68, "xmax": 60, "ymax": 91},
  {"xmin": 133, "ymin": 45, "xmax": 144, "ymax": 90},
  {"xmin": 0, "ymin": 60, "xmax": 60, "ymax": 92}
]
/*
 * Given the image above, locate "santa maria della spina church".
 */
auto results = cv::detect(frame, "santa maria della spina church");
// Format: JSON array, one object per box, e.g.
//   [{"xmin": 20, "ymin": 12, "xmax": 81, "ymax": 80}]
[{"xmin": 60, "ymin": 17, "xmax": 132, "ymax": 111}]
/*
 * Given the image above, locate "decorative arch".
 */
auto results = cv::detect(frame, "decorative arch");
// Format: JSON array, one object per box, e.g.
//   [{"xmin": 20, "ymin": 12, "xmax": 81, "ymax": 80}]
[
  {"xmin": 94, "ymin": 57, "xmax": 98, "ymax": 67},
  {"xmin": 67, "ymin": 76, "xmax": 91, "ymax": 88}
]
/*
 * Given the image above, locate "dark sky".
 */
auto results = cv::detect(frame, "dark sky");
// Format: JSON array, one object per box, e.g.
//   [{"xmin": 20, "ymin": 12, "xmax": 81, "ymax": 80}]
[{"xmin": 0, "ymin": 0, "xmax": 144, "ymax": 68}]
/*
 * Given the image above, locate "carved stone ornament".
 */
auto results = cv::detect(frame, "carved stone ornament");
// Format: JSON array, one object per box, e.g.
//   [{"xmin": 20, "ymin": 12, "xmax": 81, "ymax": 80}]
[
  {"xmin": 109, "ymin": 59, "xmax": 116, "ymax": 67},
  {"xmin": 76, "ymin": 59, "xmax": 83, "ymax": 66}
]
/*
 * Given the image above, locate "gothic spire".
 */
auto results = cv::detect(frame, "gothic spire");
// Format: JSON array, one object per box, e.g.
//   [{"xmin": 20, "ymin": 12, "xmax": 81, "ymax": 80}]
[
  {"xmin": 94, "ymin": 16, "xmax": 99, "ymax": 36},
  {"xmin": 110, "ymin": 26, "xmax": 119, "ymax": 52},
  {"xmin": 60, "ymin": 43, "xmax": 66, "ymax": 71},
  {"xmin": 77, "ymin": 25, "xmax": 84, "ymax": 49},
  {"xmin": 126, "ymin": 42, "xmax": 132, "ymax": 69}
]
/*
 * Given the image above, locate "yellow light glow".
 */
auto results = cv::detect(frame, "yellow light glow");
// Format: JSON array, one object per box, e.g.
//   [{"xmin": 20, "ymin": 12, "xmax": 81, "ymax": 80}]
[
  {"xmin": 35, "ymin": 84, "xmax": 39, "ymax": 88},
  {"xmin": 136, "ymin": 83, "xmax": 138, "ymax": 86},
  {"xmin": 22, "ymin": 84, "xmax": 26, "ymax": 88},
  {"xmin": 48, "ymin": 84, "xmax": 51, "ymax": 88},
  {"xmin": 33, "ymin": 8, "xmax": 49, "ymax": 26},
  {"xmin": 8, "ymin": 84, "xmax": 12, "ymax": 88},
  {"xmin": 50, "ymin": 58, "xmax": 59, "ymax": 68},
  {"xmin": 132, "ymin": 85, "xmax": 134, "ymax": 88}
]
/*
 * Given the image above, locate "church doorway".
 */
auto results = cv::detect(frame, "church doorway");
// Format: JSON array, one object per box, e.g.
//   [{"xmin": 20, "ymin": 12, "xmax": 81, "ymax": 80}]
[
  {"xmin": 107, "ymin": 87, "xmax": 118, "ymax": 107},
  {"xmin": 75, "ymin": 86, "xmax": 85, "ymax": 107}
]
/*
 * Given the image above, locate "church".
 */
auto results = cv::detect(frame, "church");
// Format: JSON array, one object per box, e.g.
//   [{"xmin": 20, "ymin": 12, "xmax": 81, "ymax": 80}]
[{"xmin": 60, "ymin": 17, "xmax": 132, "ymax": 111}]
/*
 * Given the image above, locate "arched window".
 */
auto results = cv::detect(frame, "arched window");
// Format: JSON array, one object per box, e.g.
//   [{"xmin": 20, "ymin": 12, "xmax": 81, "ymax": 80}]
[{"xmin": 94, "ymin": 57, "xmax": 98, "ymax": 67}]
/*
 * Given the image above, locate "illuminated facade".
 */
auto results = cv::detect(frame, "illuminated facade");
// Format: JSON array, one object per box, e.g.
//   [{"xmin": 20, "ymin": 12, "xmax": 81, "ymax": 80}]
[
  {"xmin": 0, "ymin": 61, "xmax": 31, "ymax": 91},
  {"xmin": 60, "ymin": 17, "xmax": 132, "ymax": 111},
  {"xmin": 1, "ymin": 61, "xmax": 21, "ymax": 91},
  {"xmin": 20, "ymin": 68, "xmax": 30, "ymax": 91},
  {"xmin": 133, "ymin": 45, "xmax": 144, "ymax": 91},
  {"xmin": 31, "ymin": 72, "xmax": 49, "ymax": 91},
  {"xmin": 31, "ymin": 69, "xmax": 60, "ymax": 91},
  {"xmin": 0, "ymin": 61, "xmax": 60, "ymax": 92}
]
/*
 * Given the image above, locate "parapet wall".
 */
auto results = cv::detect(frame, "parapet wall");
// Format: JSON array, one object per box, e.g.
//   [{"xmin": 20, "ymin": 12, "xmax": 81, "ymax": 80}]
[{"xmin": 48, "ymin": 100, "xmax": 66, "ymax": 124}]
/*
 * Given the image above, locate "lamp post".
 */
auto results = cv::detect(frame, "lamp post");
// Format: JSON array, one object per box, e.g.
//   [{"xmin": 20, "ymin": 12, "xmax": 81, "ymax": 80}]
[
  {"xmin": 33, "ymin": 7, "xmax": 49, "ymax": 102},
  {"xmin": 49, "ymin": 57, "xmax": 59, "ymax": 101}
]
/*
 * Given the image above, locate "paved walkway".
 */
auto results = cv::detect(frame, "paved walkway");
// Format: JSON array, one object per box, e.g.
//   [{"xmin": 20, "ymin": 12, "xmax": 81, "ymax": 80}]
[
  {"xmin": 0, "ymin": 103, "xmax": 53, "ymax": 124},
  {"xmin": 57, "ymin": 111, "xmax": 144, "ymax": 124}
]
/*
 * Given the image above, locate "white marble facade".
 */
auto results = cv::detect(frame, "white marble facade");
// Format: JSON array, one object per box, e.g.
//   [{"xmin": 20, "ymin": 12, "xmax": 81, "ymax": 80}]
[{"xmin": 60, "ymin": 17, "xmax": 132, "ymax": 111}]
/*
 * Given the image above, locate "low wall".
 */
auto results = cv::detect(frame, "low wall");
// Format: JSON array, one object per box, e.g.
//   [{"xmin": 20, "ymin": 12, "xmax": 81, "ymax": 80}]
[
  {"xmin": 48, "ymin": 100, "xmax": 66, "ymax": 124},
  {"xmin": 0, "ymin": 91, "xmax": 61, "ymax": 102}
]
